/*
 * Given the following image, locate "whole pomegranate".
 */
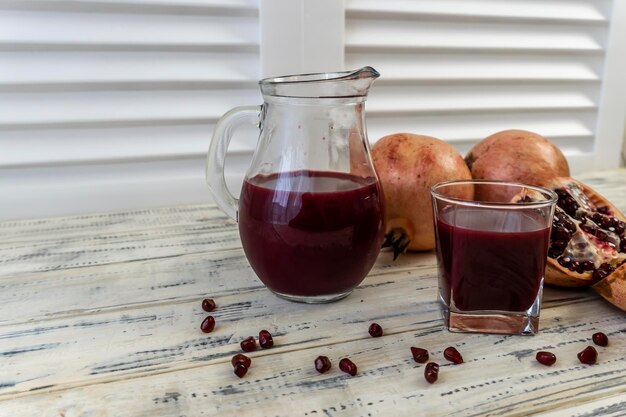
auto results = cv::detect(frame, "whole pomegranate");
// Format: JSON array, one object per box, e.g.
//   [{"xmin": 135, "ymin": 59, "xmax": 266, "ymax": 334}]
[
  {"xmin": 372, "ymin": 133, "xmax": 472, "ymax": 256},
  {"xmin": 465, "ymin": 129, "xmax": 570, "ymax": 187}
]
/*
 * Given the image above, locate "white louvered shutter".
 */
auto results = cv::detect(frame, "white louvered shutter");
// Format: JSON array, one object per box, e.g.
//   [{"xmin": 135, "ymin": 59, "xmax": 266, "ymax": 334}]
[
  {"xmin": 1, "ymin": 0, "xmax": 625, "ymax": 220},
  {"xmin": 345, "ymin": 0, "xmax": 625, "ymax": 173},
  {"xmin": 0, "ymin": 0, "xmax": 260, "ymax": 219}
]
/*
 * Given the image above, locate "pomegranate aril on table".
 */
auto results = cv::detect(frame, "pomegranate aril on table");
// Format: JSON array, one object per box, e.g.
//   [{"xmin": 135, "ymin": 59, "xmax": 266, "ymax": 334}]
[
  {"xmin": 368, "ymin": 323, "xmax": 383, "ymax": 338},
  {"xmin": 200, "ymin": 316, "xmax": 216, "ymax": 333},
  {"xmin": 339, "ymin": 358, "xmax": 358, "ymax": 376},
  {"xmin": 240, "ymin": 336, "xmax": 257, "ymax": 352},
  {"xmin": 234, "ymin": 363, "xmax": 248, "ymax": 378},
  {"xmin": 314, "ymin": 356, "xmax": 332, "ymax": 374},
  {"xmin": 443, "ymin": 347, "xmax": 463, "ymax": 364},
  {"xmin": 201, "ymin": 298, "xmax": 216, "ymax": 312},
  {"xmin": 577, "ymin": 346, "xmax": 598, "ymax": 365},
  {"xmin": 231, "ymin": 354, "xmax": 252, "ymax": 369},
  {"xmin": 410, "ymin": 347, "xmax": 429, "ymax": 364},
  {"xmin": 231, "ymin": 352, "xmax": 252, "ymax": 379},
  {"xmin": 535, "ymin": 351, "xmax": 557, "ymax": 366},
  {"xmin": 259, "ymin": 329, "xmax": 274, "ymax": 349},
  {"xmin": 592, "ymin": 332, "xmax": 609, "ymax": 347},
  {"xmin": 424, "ymin": 362, "xmax": 439, "ymax": 384}
]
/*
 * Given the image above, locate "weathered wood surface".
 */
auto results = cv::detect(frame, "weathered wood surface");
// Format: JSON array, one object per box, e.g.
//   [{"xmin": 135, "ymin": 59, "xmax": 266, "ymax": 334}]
[{"xmin": 1, "ymin": 169, "xmax": 626, "ymax": 416}]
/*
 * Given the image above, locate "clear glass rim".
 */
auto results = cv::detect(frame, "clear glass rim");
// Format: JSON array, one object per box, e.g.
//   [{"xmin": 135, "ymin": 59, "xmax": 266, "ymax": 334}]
[
  {"xmin": 431, "ymin": 179, "xmax": 558, "ymax": 209},
  {"xmin": 261, "ymin": 94, "xmax": 366, "ymax": 104},
  {"xmin": 259, "ymin": 66, "xmax": 380, "ymax": 86},
  {"xmin": 258, "ymin": 66, "xmax": 380, "ymax": 99}
]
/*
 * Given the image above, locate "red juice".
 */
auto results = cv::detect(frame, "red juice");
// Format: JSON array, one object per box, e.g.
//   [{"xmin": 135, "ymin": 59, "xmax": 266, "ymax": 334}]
[
  {"xmin": 238, "ymin": 170, "xmax": 384, "ymax": 297},
  {"xmin": 435, "ymin": 207, "xmax": 550, "ymax": 312}
]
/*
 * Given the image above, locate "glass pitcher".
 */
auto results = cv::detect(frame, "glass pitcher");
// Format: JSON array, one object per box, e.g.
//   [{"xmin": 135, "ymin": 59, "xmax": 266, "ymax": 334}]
[{"xmin": 206, "ymin": 66, "xmax": 384, "ymax": 303}]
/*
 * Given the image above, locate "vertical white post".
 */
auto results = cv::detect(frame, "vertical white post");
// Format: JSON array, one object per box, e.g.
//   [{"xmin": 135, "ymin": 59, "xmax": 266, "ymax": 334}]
[
  {"xmin": 259, "ymin": 0, "xmax": 345, "ymax": 78},
  {"xmin": 595, "ymin": 0, "xmax": 626, "ymax": 169}
]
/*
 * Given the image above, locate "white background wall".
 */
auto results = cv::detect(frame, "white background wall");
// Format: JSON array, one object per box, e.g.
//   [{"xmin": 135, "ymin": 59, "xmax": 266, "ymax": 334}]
[{"xmin": 1, "ymin": 0, "xmax": 625, "ymax": 220}]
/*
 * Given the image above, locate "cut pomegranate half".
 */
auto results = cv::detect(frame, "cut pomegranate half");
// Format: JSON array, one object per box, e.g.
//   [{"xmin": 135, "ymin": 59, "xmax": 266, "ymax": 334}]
[
  {"xmin": 510, "ymin": 177, "xmax": 626, "ymax": 311},
  {"xmin": 542, "ymin": 178, "xmax": 626, "ymax": 287}
]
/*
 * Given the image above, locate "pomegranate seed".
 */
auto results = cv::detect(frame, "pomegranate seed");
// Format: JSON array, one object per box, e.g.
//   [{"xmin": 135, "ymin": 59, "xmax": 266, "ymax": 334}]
[
  {"xmin": 201, "ymin": 298, "xmax": 216, "ymax": 312},
  {"xmin": 259, "ymin": 329, "xmax": 274, "ymax": 349},
  {"xmin": 410, "ymin": 347, "xmax": 429, "ymax": 364},
  {"xmin": 535, "ymin": 351, "xmax": 557, "ymax": 366},
  {"xmin": 240, "ymin": 336, "xmax": 257, "ymax": 352},
  {"xmin": 314, "ymin": 356, "xmax": 332, "ymax": 374},
  {"xmin": 593, "ymin": 263, "xmax": 615, "ymax": 282},
  {"xmin": 339, "ymin": 358, "xmax": 357, "ymax": 376},
  {"xmin": 577, "ymin": 346, "xmax": 598, "ymax": 365},
  {"xmin": 443, "ymin": 346, "xmax": 463, "ymax": 364},
  {"xmin": 234, "ymin": 363, "xmax": 248, "ymax": 378},
  {"xmin": 424, "ymin": 362, "xmax": 439, "ymax": 384},
  {"xmin": 368, "ymin": 323, "xmax": 383, "ymax": 338},
  {"xmin": 200, "ymin": 316, "xmax": 215, "ymax": 333},
  {"xmin": 592, "ymin": 332, "xmax": 609, "ymax": 347},
  {"xmin": 231, "ymin": 353, "xmax": 251, "ymax": 368}
]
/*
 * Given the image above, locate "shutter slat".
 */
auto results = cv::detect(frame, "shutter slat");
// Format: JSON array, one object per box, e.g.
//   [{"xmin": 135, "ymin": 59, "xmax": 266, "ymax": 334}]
[
  {"xmin": 367, "ymin": 85, "xmax": 597, "ymax": 113},
  {"xmin": 366, "ymin": 112, "xmax": 594, "ymax": 153},
  {"xmin": 1, "ymin": 124, "xmax": 258, "ymax": 168},
  {"xmin": 346, "ymin": 0, "xmax": 609, "ymax": 25},
  {"xmin": 347, "ymin": 45, "xmax": 603, "ymax": 56},
  {"xmin": 0, "ymin": 42, "xmax": 258, "ymax": 52},
  {"xmin": 347, "ymin": 20, "xmax": 604, "ymax": 52},
  {"xmin": 0, "ymin": 52, "xmax": 258, "ymax": 86},
  {"xmin": 348, "ymin": 53, "xmax": 601, "ymax": 82},
  {"xmin": 0, "ymin": 89, "xmax": 260, "ymax": 128},
  {"xmin": 0, "ymin": 11, "xmax": 258, "ymax": 47},
  {"xmin": 0, "ymin": 0, "xmax": 258, "ymax": 16}
]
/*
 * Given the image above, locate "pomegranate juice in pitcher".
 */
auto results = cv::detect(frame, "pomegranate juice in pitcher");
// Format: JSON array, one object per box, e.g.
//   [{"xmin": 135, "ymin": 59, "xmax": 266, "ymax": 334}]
[{"xmin": 239, "ymin": 170, "xmax": 384, "ymax": 298}]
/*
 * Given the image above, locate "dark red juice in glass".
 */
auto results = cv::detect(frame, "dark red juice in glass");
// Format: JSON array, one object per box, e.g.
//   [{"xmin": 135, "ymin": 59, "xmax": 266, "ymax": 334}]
[
  {"xmin": 435, "ymin": 206, "xmax": 550, "ymax": 312},
  {"xmin": 238, "ymin": 170, "xmax": 384, "ymax": 297}
]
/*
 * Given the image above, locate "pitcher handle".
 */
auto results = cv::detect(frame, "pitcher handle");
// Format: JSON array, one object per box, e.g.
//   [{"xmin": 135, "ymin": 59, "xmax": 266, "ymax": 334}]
[{"xmin": 206, "ymin": 105, "xmax": 261, "ymax": 221}]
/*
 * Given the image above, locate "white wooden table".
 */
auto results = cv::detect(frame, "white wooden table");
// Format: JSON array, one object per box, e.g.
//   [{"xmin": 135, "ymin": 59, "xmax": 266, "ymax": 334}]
[{"xmin": 2, "ymin": 169, "xmax": 626, "ymax": 417}]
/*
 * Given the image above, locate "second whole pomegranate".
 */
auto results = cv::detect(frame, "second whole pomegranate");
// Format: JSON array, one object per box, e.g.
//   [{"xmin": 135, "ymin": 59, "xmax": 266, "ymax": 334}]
[{"xmin": 465, "ymin": 129, "xmax": 570, "ymax": 187}]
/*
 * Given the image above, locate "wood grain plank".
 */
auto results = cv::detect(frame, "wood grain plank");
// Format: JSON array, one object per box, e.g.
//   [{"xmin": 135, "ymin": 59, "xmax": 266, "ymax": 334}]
[
  {"xmin": 0, "ymin": 204, "xmax": 226, "ymax": 243},
  {"xmin": 0, "ymin": 244, "xmax": 594, "ymax": 329},
  {"xmin": 0, "ymin": 296, "xmax": 624, "ymax": 416},
  {"xmin": 538, "ymin": 393, "xmax": 626, "ymax": 417},
  {"xmin": 0, "ymin": 248, "xmax": 432, "ymax": 326},
  {"xmin": 0, "ymin": 216, "xmax": 239, "ymax": 278}
]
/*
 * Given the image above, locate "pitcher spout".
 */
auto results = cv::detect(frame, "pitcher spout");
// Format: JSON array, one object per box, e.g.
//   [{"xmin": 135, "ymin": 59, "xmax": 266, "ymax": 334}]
[
  {"xmin": 260, "ymin": 66, "xmax": 380, "ymax": 99},
  {"xmin": 345, "ymin": 66, "xmax": 380, "ymax": 82}
]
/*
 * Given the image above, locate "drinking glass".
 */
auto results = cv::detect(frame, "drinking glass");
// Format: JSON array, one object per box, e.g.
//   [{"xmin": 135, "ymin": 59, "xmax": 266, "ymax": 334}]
[{"xmin": 431, "ymin": 180, "xmax": 557, "ymax": 334}]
